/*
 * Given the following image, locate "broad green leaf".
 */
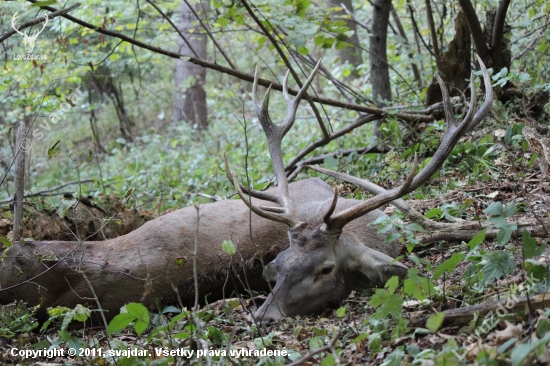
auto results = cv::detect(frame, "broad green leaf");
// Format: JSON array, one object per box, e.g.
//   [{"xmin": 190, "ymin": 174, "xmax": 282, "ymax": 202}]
[
  {"xmin": 483, "ymin": 202, "xmax": 503, "ymax": 216},
  {"xmin": 222, "ymin": 240, "xmax": 236, "ymax": 255},
  {"xmin": 385, "ymin": 276, "xmax": 399, "ymax": 294},
  {"xmin": 424, "ymin": 208, "xmax": 442, "ymax": 219},
  {"xmin": 370, "ymin": 289, "xmax": 402, "ymax": 319},
  {"xmin": 433, "ymin": 253, "xmax": 464, "ymax": 280},
  {"xmin": 522, "ymin": 229, "xmax": 537, "ymax": 259},
  {"xmin": 108, "ymin": 313, "xmax": 136, "ymax": 335},
  {"xmin": 126, "ymin": 302, "xmax": 149, "ymax": 335},
  {"xmin": 467, "ymin": 230, "xmax": 486, "ymax": 251},
  {"xmin": 504, "ymin": 201, "xmax": 516, "ymax": 218},
  {"xmin": 426, "ymin": 312, "xmax": 445, "ymax": 332},
  {"xmin": 403, "ymin": 269, "xmax": 435, "ymax": 301},
  {"xmin": 336, "ymin": 305, "xmax": 346, "ymax": 318},
  {"xmin": 482, "ymin": 251, "xmax": 516, "ymax": 284}
]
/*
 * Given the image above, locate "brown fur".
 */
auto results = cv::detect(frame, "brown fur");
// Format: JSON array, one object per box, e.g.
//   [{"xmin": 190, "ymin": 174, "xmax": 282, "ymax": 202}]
[{"xmin": 0, "ymin": 178, "xmax": 398, "ymax": 320}]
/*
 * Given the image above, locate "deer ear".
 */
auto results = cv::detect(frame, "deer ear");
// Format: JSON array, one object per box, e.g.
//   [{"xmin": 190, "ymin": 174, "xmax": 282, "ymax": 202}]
[
  {"xmin": 351, "ymin": 247, "xmax": 408, "ymax": 286},
  {"xmin": 262, "ymin": 261, "xmax": 278, "ymax": 282}
]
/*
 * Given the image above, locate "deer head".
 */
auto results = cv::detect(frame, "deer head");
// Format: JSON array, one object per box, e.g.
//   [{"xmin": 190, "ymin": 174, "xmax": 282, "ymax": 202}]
[
  {"xmin": 225, "ymin": 56, "xmax": 493, "ymax": 323},
  {"xmin": 11, "ymin": 11, "xmax": 49, "ymax": 54}
]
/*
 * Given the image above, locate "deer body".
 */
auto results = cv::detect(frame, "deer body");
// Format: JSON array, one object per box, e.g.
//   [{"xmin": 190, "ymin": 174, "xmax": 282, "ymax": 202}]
[{"xmin": 0, "ymin": 178, "xmax": 400, "ymax": 320}]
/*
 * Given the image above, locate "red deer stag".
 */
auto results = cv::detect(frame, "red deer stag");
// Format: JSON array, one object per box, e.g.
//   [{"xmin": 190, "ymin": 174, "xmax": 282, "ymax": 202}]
[
  {"xmin": 0, "ymin": 179, "xmax": 362, "ymax": 321},
  {"xmin": 224, "ymin": 56, "xmax": 492, "ymax": 323}
]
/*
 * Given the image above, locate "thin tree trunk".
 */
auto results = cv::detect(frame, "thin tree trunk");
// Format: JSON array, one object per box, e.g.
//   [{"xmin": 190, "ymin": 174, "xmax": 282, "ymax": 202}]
[
  {"xmin": 390, "ymin": 5, "xmax": 422, "ymax": 86},
  {"xmin": 13, "ymin": 122, "xmax": 26, "ymax": 242},
  {"xmin": 370, "ymin": 0, "xmax": 392, "ymax": 140},
  {"xmin": 173, "ymin": 0, "xmax": 208, "ymax": 130},
  {"xmin": 327, "ymin": 0, "xmax": 364, "ymax": 79}
]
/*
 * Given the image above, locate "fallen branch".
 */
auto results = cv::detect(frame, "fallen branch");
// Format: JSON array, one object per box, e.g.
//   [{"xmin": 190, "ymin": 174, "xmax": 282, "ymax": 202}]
[
  {"xmin": 0, "ymin": 179, "xmax": 102, "ymax": 204},
  {"xmin": 410, "ymin": 293, "xmax": 550, "ymax": 327}
]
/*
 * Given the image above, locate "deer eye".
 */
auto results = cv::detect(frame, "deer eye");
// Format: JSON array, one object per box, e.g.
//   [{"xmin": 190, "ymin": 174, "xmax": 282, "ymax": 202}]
[{"xmin": 321, "ymin": 265, "xmax": 334, "ymax": 275}]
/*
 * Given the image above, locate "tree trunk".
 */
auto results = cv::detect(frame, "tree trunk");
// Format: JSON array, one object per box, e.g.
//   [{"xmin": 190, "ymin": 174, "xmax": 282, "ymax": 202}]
[
  {"xmin": 12, "ymin": 122, "xmax": 26, "ymax": 242},
  {"xmin": 327, "ymin": 0, "xmax": 364, "ymax": 79},
  {"xmin": 369, "ymin": 0, "xmax": 392, "ymax": 140},
  {"xmin": 425, "ymin": 10, "xmax": 471, "ymax": 106},
  {"xmin": 173, "ymin": 0, "xmax": 208, "ymax": 130}
]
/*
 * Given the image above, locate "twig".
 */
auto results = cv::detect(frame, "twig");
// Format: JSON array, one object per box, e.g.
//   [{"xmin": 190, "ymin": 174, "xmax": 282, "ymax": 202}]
[
  {"xmin": 144, "ymin": 0, "xmax": 198, "ymax": 58},
  {"xmin": 287, "ymin": 145, "xmax": 385, "ymax": 181}
]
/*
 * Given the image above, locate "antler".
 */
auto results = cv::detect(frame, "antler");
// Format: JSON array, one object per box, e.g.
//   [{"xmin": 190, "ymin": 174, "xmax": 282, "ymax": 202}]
[
  {"xmin": 321, "ymin": 55, "xmax": 493, "ymax": 230},
  {"xmin": 224, "ymin": 60, "xmax": 322, "ymax": 227}
]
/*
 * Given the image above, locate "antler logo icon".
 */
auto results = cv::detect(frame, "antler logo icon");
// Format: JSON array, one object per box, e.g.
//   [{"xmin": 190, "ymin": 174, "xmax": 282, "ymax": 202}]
[{"xmin": 11, "ymin": 11, "xmax": 49, "ymax": 54}]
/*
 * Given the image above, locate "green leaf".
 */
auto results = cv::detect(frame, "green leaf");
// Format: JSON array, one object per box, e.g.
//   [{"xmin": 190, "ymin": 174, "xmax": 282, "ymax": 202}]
[
  {"xmin": 335, "ymin": 305, "xmax": 346, "ymax": 318},
  {"xmin": 467, "ymin": 230, "xmax": 486, "ymax": 251},
  {"xmin": 324, "ymin": 155, "xmax": 338, "ymax": 170},
  {"xmin": 0, "ymin": 236, "xmax": 13, "ymax": 248},
  {"xmin": 426, "ymin": 312, "xmax": 445, "ymax": 332},
  {"xmin": 370, "ymin": 289, "xmax": 402, "ymax": 319},
  {"xmin": 385, "ymin": 276, "xmax": 399, "ymax": 294},
  {"xmin": 483, "ymin": 202, "xmax": 503, "ymax": 216},
  {"xmin": 403, "ymin": 269, "xmax": 435, "ymax": 301},
  {"xmin": 48, "ymin": 140, "xmax": 61, "ymax": 159},
  {"xmin": 511, "ymin": 332, "xmax": 550, "ymax": 366},
  {"xmin": 217, "ymin": 17, "xmax": 229, "ymax": 27},
  {"xmin": 208, "ymin": 326, "xmax": 224, "ymax": 344},
  {"xmin": 432, "ymin": 253, "xmax": 464, "ymax": 280},
  {"xmin": 222, "ymin": 240, "xmax": 236, "ymax": 255},
  {"xmin": 108, "ymin": 313, "xmax": 136, "ymax": 335},
  {"xmin": 297, "ymin": 46, "xmax": 309, "ymax": 55},
  {"xmin": 321, "ymin": 353, "xmax": 335, "ymax": 366},
  {"xmin": 504, "ymin": 201, "xmax": 516, "ymax": 218},
  {"xmin": 406, "ymin": 223, "xmax": 425, "ymax": 232},
  {"xmin": 523, "ymin": 229, "xmax": 537, "ymax": 259},
  {"xmin": 482, "ymin": 251, "xmax": 516, "ymax": 284},
  {"xmin": 125, "ymin": 302, "xmax": 149, "ymax": 335}
]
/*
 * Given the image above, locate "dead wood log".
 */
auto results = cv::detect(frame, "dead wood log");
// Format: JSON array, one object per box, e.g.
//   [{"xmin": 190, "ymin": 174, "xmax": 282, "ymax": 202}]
[{"xmin": 410, "ymin": 292, "xmax": 550, "ymax": 327}]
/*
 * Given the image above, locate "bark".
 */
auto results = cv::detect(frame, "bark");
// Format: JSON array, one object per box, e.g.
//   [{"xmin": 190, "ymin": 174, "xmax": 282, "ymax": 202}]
[
  {"xmin": 425, "ymin": 10, "xmax": 471, "ymax": 105},
  {"xmin": 12, "ymin": 122, "xmax": 26, "ymax": 242},
  {"xmin": 327, "ymin": 0, "xmax": 364, "ymax": 79},
  {"xmin": 173, "ymin": 0, "xmax": 208, "ymax": 130},
  {"xmin": 458, "ymin": 0, "xmax": 511, "ymax": 74},
  {"xmin": 369, "ymin": 0, "xmax": 392, "ymax": 141}
]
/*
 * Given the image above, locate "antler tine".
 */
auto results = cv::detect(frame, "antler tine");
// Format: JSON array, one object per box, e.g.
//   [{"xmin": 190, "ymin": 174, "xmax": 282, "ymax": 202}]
[
  {"xmin": 223, "ymin": 152, "xmax": 281, "ymax": 204},
  {"xmin": 281, "ymin": 59, "xmax": 323, "ymax": 136},
  {"xmin": 226, "ymin": 63, "xmax": 322, "ymax": 227},
  {"xmin": 324, "ymin": 56, "xmax": 493, "ymax": 230},
  {"xmin": 324, "ymin": 155, "xmax": 419, "ymax": 229},
  {"xmin": 227, "ymin": 166, "xmax": 296, "ymax": 227}
]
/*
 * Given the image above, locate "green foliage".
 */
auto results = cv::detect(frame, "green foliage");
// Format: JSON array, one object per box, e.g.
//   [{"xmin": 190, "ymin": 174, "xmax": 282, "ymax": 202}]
[
  {"xmin": 107, "ymin": 302, "xmax": 150, "ymax": 336},
  {"xmin": 0, "ymin": 302, "xmax": 38, "ymax": 338},
  {"xmin": 221, "ymin": 239, "xmax": 236, "ymax": 255}
]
